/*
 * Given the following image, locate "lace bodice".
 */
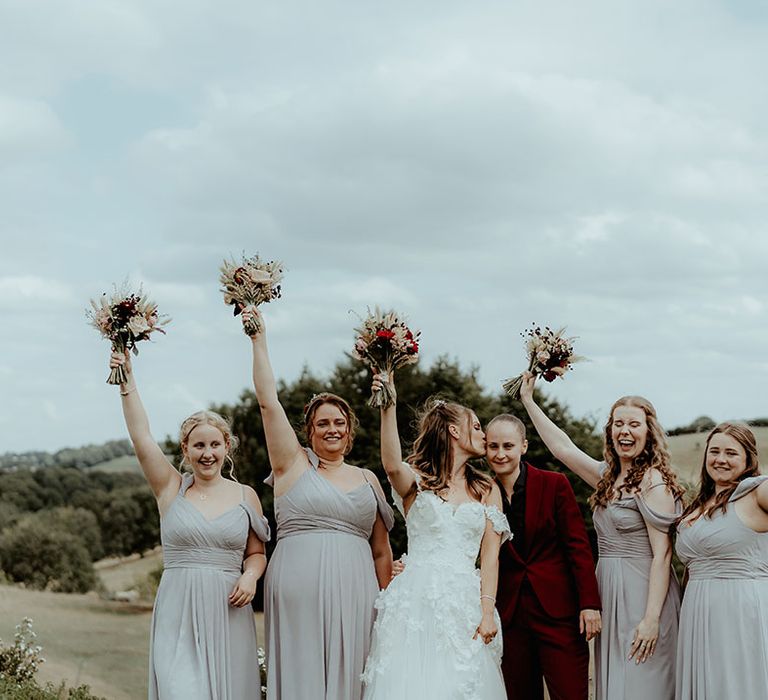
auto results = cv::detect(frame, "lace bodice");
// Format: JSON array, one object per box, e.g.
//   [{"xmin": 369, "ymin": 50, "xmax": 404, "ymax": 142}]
[{"xmin": 391, "ymin": 469, "xmax": 511, "ymax": 572}]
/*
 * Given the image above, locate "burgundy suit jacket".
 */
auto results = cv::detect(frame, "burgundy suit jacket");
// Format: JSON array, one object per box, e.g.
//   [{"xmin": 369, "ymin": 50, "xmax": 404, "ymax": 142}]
[{"xmin": 497, "ymin": 463, "xmax": 601, "ymax": 622}]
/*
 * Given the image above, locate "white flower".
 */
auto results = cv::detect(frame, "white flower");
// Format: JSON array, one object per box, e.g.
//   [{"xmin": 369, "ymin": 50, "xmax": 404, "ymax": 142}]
[{"xmin": 128, "ymin": 315, "xmax": 150, "ymax": 337}]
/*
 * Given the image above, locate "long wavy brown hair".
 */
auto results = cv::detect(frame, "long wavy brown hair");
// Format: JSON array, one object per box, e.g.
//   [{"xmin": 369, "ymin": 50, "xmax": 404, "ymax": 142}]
[
  {"xmin": 590, "ymin": 396, "xmax": 684, "ymax": 508},
  {"xmin": 680, "ymin": 422, "xmax": 759, "ymax": 521},
  {"xmin": 407, "ymin": 398, "xmax": 493, "ymax": 501}
]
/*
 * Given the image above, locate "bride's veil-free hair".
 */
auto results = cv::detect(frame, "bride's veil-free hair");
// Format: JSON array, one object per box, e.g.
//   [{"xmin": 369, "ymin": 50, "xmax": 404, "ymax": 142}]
[{"xmin": 407, "ymin": 398, "xmax": 492, "ymax": 501}]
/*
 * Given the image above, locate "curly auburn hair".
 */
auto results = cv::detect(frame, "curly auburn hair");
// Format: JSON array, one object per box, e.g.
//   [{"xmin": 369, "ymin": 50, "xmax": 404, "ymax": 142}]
[
  {"xmin": 406, "ymin": 398, "xmax": 493, "ymax": 502},
  {"xmin": 302, "ymin": 392, "xmax": 359, "ymax": 456},
  {"xmin": 680, "ymin": 422, "xmax": 759, "ymax": 521},
  {"xmin": 590, "ymin": 396, "xmax": 684, "ymax": 509}
]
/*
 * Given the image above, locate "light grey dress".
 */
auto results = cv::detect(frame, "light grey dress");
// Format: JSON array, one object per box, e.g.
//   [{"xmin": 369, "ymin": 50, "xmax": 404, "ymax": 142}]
[
  {"xmin": 149, "ymin": 473, "xmax": 270, "ymax": 700},
  {"xmin": 675, "ymin": 475, "xmax": 768, "ymax": 700},
  {"xmin": 593, "ymin": 468, "xmax": 682, "ymax": 700},
  {"xmin": 264, "ymin": 448, "xmax": 395, "ymax": 700}
]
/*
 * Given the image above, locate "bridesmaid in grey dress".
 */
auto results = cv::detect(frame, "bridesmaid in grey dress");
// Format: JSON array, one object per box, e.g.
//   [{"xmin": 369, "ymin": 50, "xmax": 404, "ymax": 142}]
[
  {"xmin": 520, "ymin": 373, "xmax": 684, "ymax": 700},
  {"xmin": 676, "ymin": 422, "xmax": 768, "ymax": 700},
  {"xmin": 242, "ymin": 306, "xmax": 394, "ymax": 700},
  {"xmin": 109, "ymin": 351, "xmax": 269, "ymax": 700}
]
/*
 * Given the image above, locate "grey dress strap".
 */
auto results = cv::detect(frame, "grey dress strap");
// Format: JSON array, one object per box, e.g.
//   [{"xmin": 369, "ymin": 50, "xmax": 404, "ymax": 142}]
[
  {"xmin": 179, "ymin": 471, "xmax": 194, "ymax": 493},
  {"xmin": 730, "ymin": 474, "xmax": 768, "ymax": 501},
  {"xmin": 240, "ymin": 500, "xmax": 271, "ymax": 542},
  {"xmin": 362, "ymin": 471, "xmax": 396, "ymax": 531}
]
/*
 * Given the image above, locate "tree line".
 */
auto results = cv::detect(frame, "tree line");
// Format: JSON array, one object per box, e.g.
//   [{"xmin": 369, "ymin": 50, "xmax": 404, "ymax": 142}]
[
  {"xmin": 0, "ymin": 439, "xmax": 134, "ymax": 472},
  {"xmin": 0, "ymin": 354, "xmax": 606, "ymax": 594}
]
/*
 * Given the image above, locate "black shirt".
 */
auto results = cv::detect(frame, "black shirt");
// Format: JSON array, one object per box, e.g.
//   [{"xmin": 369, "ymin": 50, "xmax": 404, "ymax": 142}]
[{"xmin": 499, "ymin": 461, "xmax": 527, "ymax": 557}]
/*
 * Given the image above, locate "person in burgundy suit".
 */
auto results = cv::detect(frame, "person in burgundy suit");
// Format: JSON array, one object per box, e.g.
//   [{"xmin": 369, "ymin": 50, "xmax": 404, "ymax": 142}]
[{"xmin": 486, "ymin": 414, "xmax": 601, "ymax": 700}]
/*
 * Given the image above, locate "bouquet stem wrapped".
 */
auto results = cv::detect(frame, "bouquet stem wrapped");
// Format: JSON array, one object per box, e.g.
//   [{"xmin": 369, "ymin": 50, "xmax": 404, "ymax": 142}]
[
  {"xmin": 86, "ymin": 283, "xmax": 170, "ymax": 385},
  {"xmin": 503, "ymin": 325, "xmax": 584, "ymax": 399},
  {"xmin": 352, "ymin": 308, "xmax": 421, "ymax": 409},
  {"xmin": 220, "ymin": 253, "xmax": 284, "ymax": 335}
]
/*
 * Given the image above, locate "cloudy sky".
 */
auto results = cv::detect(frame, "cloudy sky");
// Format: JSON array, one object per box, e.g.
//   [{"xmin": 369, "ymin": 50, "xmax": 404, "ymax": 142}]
[{"xmin": 1, "ymin": 0, "xmax": 766, "ymax": 453}]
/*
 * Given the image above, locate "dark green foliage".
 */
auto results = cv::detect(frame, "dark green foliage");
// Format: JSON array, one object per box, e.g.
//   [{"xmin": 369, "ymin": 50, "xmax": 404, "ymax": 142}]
[
  {"xmin": 0, "ymin": 469, "xmax": 160, "ymax": 588},
  {"xmin": 0, "ymin": 520, "xmax": 96, "ymax": 592},
  {"xmin": 15, "ymin": 508, "xmax": 104, "ymax": 561}
]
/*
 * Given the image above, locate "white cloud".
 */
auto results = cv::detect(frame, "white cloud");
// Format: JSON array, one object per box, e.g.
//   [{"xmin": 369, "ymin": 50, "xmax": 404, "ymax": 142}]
[
  {"xmin": 0, "ymin": 96, "xmax": 71, "ymax": 157},
  {"xmin": 1, "ymin": 0, "xmax": 767, "ymax": 451},
  {"xmin": 0, "ymin": 276, "xmax": 76, "ymax": 307}
]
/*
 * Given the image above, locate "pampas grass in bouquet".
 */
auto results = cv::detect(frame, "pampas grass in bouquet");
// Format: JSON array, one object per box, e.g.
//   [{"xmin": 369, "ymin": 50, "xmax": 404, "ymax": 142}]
[
  {"xmin": 86, "ymin": 282, "xmax": 170, "ymax": 385},
  {"xmin": 220, "ymin": 253, "xmax": 285, "ymax": 335}
]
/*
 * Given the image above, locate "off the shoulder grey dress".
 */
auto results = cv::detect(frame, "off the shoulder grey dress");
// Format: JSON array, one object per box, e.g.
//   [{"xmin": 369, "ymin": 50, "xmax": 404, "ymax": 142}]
[
  {"xmin": 264, "ymin": 448, "xmax": 395, "ymax": 700},
  {"xmin": 675, "ymin": 475, "xmax": 768, "ymax": 700},
  {"xmin": 593, "ymin": 466, "xmax": 681, "ymax": 700},
  {"xmin": 149, "ymin": 472, "xmax": 271, "ymax": 700}
]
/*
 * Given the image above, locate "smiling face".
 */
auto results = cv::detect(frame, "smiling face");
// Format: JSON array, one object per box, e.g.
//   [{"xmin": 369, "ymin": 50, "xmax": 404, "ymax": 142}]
[
  {"xmin": 183, "ymin": 423, "xmax": 228, "ymax": 479},
  {"xmin": 610, "ymin": 405, "xmax": 649, "ymax": 464},
  {"xmin": 486, "ymin": 420, "xmax": 528, "ymax": 478},
  {"xmin": 309, "ymin": 402, "xmax": 349, "ymax": 459},
  {"xmin": 705, "ymin": 432, "xmax": 748, "ymax": 490}
]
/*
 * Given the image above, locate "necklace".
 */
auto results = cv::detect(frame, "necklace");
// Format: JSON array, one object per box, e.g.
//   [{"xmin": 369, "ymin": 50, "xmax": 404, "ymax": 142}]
[
  {"xmin": 319, "ymin": 458, "xmax": 344, "ymax": 471},
  {"xmin": 198, "ymin": 493, "xmax": 208, "ymax": 501}
]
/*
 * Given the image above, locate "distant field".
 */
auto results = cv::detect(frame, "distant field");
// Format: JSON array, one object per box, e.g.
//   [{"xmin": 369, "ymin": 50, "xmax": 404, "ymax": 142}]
[
  {"xmin": 667, "ymin": 427, "xmax": 768, "ymax": 487},
  {"xmin": 89, "ymin": 454, "xmax": 141, "ymax": 474}
]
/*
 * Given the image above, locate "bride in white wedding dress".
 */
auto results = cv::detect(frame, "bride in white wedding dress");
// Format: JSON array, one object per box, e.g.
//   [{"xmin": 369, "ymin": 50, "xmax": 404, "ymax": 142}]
[{"xmin": 362, "ymin": 375, "xmax": 510, "ymax": 700}]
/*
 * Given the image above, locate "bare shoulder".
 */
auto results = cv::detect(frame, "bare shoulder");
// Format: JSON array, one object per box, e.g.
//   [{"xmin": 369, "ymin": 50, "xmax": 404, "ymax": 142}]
[
  {"xmin": 641, "ymin": 468, "xmax": 676, "ymax": 510},
  {"xmin": 361, "ymin": 467, "xmax": 385, "ymax": 491},
  {"xmin": 242, "ymin": 484, "xmax": 264, "ymax": 514},
  {"xmin": 642, "ymin": 467, "xmax": 672, "ymax": 492},
  {"xmin": 755, "ymin": 478, "xmax": 768, "ymax": 508},
  {"xmin": 483, "ymin": 479, "xmax": 503, "ymax": 507}
]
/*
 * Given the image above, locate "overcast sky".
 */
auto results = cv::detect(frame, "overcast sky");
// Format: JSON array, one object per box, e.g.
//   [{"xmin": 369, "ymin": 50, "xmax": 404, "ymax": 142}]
[{"xmin": 1, "ymin": 0, "xmax": 766, "ymax": 453}]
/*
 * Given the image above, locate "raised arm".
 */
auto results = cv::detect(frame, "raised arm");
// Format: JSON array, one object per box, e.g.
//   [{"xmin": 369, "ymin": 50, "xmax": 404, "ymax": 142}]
[
  {"xmin": 110, "ymin": 351, "xmax": 180, "ymax": 509},
  {"xmin": 374, "ymin": 373, "xmax": 416, "ymax": 503},
  {"xmin": 243, "ymin": 307, "xmax": 305, "ymax": 479},
  {"xmin": 519, "ymin": 372, "xmax": 603, "ymax": 487}
]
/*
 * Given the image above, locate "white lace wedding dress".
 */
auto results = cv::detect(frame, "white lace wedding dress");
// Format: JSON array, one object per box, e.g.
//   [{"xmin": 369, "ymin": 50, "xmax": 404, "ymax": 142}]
[{"xmin": 362, "ymin": 474, "xmax": 510, "ymax": 700}]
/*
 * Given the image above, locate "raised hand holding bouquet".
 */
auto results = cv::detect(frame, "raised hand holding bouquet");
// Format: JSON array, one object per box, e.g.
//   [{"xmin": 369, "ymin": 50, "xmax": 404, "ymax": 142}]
[
  {"xmin": 502, "ymin": 324, "xmax": 584, "ymax": 399},
  {"xmin": 352, "ymin": 307, "xmax": 420, "ymax": 409},
  {"xmin": 220, "ymin": 253, "xmax": 284, "ymax": 336},
  {"xmin": 87, "ymin": 283, "xmax": 170, "ymax": 385}
]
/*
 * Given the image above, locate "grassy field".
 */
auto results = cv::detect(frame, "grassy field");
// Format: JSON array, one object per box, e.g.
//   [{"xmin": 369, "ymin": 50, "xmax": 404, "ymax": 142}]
[
  {"xmin": 89, "ymin": 455, "xmax": 142, "ymax": 474},
  {"xmin": 0, "ymin": 557, "xmax": 265, "ymax": 700}
]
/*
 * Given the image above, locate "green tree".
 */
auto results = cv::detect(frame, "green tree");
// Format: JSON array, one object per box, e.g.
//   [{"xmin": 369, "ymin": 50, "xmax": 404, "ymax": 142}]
[
  {"xmin": 15, "ymin": 508, "xmax": 104, "ymax": 561},
  {"xmin": 0, "ymin": 520, "xmax": 96, "ymax": 592}
]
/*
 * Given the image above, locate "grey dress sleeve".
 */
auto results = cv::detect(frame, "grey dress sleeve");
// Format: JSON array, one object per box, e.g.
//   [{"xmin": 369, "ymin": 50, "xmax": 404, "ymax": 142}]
[
  {"xmin": 730, "ymin": 474, "xmax": 768, "ymax": 501},
  {"xmin": 633, "ymin": 486, "xmax": 683, "ymax": 532}
]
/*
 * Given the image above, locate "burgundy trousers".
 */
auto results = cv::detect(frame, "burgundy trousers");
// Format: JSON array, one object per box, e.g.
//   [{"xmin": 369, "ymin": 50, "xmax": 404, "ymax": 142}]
[{"xmin": 501, "ymin": 581, "xmax": 589, "ymax": 700}]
